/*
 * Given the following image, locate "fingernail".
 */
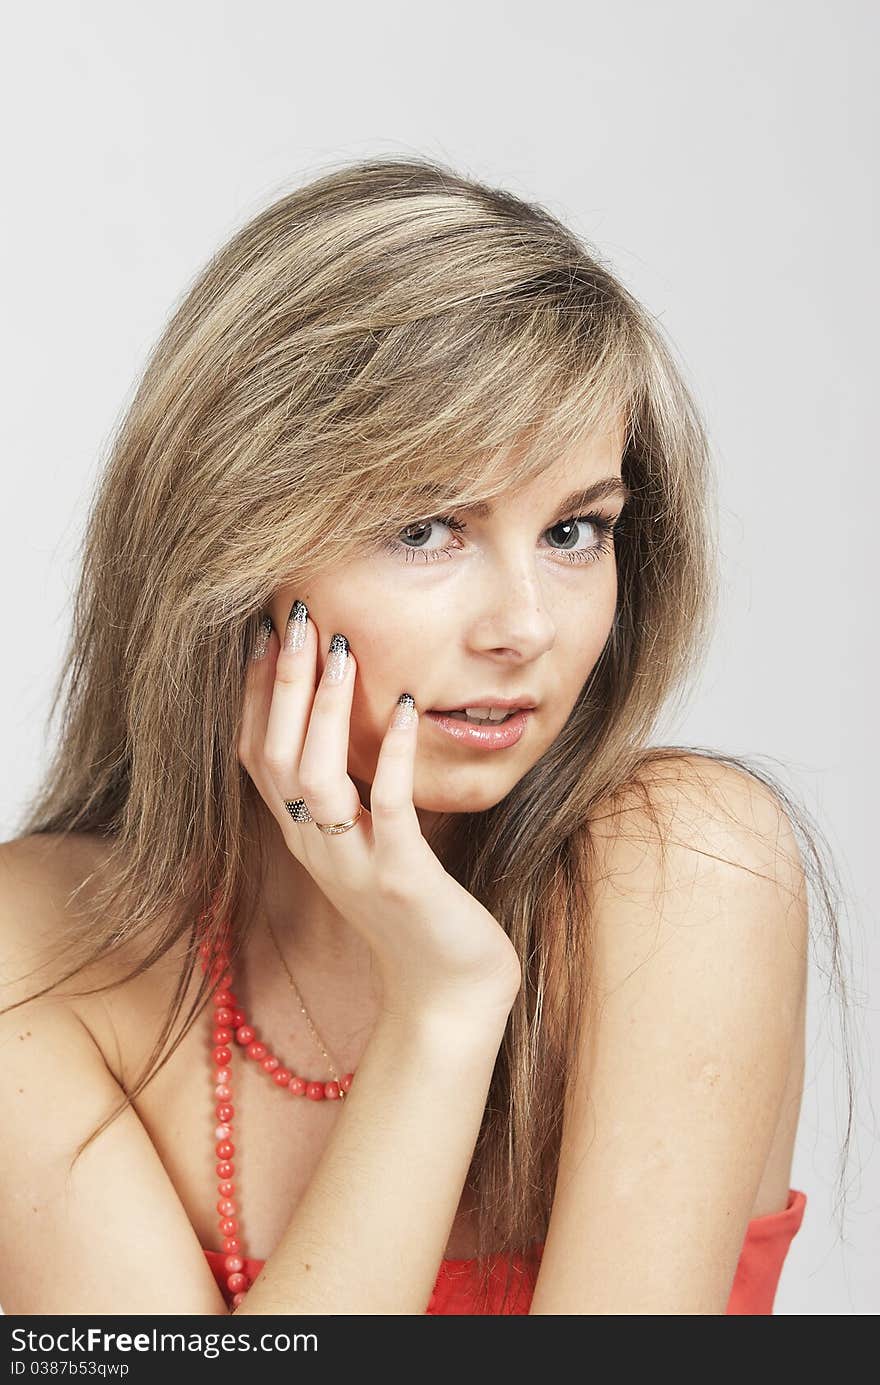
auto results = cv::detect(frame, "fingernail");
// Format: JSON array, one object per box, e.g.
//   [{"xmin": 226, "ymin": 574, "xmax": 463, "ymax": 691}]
[
  {"xmin": 391, "ymin": 692, "xmax": 417, "ymax": 730},
  {"xmin": 283, "ymin": 600, "xmax": 309, "ymax": 653},
  {"xmin": 324, "ymin": 633, "xmax": 349, "ymax": 683},
  {"xmin": 252, "ymin": 614, "xmax": 272, "ymax": 661}
]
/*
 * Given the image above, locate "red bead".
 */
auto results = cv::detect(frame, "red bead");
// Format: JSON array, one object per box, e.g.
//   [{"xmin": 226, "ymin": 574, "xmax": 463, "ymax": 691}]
[
  {"xmin": 213, "ymin": 990, "xmax": 236, "ymax": 1008},
  {"xmin": 288, "ymin": 1076, "xmax": 306, "ymax": 1096},
  {"xmin": 230, "ymin": 1009, "xmax": 246, "ymax": 1028},
  {"xmin": 246, "ymin": 1041, "xmax": 267, "ymax": 1061},
  {"xmin": 213, "ymin": 1027, "xmax": 233, "ymax": 1045},
  {"xmin": 227, "ymin": 1272, "xmax": 248, "ymax": 1293},
  {"xmin": 306, "ymin": 1081, "xmax": 325, "ymax": 1101},
  {"xmin": 261, "ymin": 1055, "xmax": 279, "ymax": 1073},
  {"xmin": 216, "ymin": 1103, "xmax": 234, "ymax": 1122},
  {"xmin": 216, "ymin": 1139, "xmax": 234, "ymax": 1159},
  {"xmin": 223, "ymin": 1236, "xmax": 241, "ymax": 1254},
  {"xmin": 235, "ymin": 1025, "xmax": 255, "ymax": 1045},
  {"xmin": 199, "ymin": 939, "xmax": 212, "ymax": 958},
  {"xmin": 213, "ymin": 1046, "xmax": 232, "ymax": 1066},
  {"xmin": 231, "ymin": 1291, "xmax": 247, "ymax": 1307},
  {"xmin": 214, "ymin": 1007, "xmax": 234, "ymax": 1026},
  {"xmin": 215, "ymin": 1124, "xmax": 231, "ymax": 1140},
  {"xmin": 340, "ymin": 1073, "xmax": 354, "ymax": 1091},
  {"xmin": 217, "ymin": 1198, "xmax": 236, "ymax": 1217},
  {"xmin": 219, "ymin": 1180, "xmax": 234, "ymax": 1197},
  {"xmin": 273, "ymin": 1067, "xmax": 292, "ymax": 1086},
  {"xmin": 224, "ymin": 1254, "xmax": 244, "ymax": 1274},
  {"xmin": 219, "ymin": 1217, "xmax": 238, "ymax": 1236},
  {"xmin": 216, "ymin": 1161, "xmax": 234, "ymax": 1178},
  {"xmin": 214, "ymin": 1084, "xmax": 231, "ymax": 1101},
  {"xmin": 324, "ymin": 1081, "xmax": 341, "ymax": 1100}
]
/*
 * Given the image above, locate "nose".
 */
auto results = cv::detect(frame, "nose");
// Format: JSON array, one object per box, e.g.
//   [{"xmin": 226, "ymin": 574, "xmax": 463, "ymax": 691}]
[{"xmin": 467, "ymin": 560, "xmax": 556, "ymax": 662}]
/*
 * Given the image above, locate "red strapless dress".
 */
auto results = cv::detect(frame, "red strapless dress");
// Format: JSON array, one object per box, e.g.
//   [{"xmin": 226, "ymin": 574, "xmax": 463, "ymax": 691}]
[{"xmin": 204, "ymin": 1186, "xmax": 806, "ymax": 1314}]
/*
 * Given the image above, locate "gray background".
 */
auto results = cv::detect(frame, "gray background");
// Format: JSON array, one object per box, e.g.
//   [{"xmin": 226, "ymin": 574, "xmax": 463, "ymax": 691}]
[{"xmin": 1, "ymin": 0, "xmax": 876, "ymax": 1315}]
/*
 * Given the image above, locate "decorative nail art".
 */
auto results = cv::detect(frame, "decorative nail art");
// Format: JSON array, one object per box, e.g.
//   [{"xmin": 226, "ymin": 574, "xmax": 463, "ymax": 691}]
[
  {"xmin": 252, "ymin": 614, "xmax": 272, "ymax": 661},
  {"xmin": 391, "ymin": 692, "xmax": 417, "ymax": 730},
  {"xmin": 283, "ymin": 600, "xmax": 309, "ymax": 654},
  {"xmin": 324, "ymin": 633, "xmax": 349, "ymax": 683}
]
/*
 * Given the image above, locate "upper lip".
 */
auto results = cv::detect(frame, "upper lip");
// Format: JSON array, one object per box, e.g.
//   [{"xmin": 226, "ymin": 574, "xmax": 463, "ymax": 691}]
[{"xmin": 429, "ymin": 696, "xmax": 538, "ymax": 711}]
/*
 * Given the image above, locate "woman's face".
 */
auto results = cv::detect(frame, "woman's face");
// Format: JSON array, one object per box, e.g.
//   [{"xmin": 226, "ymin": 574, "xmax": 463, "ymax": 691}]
[{"xmin": 269, "ymin": 423, "xmax": 628, "ymax": 831}]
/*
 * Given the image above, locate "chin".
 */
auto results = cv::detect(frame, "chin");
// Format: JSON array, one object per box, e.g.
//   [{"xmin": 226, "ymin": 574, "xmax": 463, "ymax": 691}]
[{"xmin": 415, "ymin": 783, "xmax": 519, "ymax": 815}]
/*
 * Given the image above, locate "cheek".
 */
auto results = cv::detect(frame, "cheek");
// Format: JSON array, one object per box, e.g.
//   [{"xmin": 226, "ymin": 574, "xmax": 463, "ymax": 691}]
[
  {"xmin": 341, "ymin": 598, "xmax": 438, "ymax": 734},
  {"xmin": 303, "ymin": 573, "xmax": 426, "ymax": 675},
  {"xmin": 346, "ymin": 607, "xmax": 429, "ymax": 682},
  {"xmin": 563, "ymin": 572, "xmax": 617, "ymax": 654}
]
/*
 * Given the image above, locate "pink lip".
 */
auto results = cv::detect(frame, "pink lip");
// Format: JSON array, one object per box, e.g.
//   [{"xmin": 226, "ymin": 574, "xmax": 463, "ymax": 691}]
[{"xmin": 424, "ymin": 708, "xmax": 531, "ymax": 749}]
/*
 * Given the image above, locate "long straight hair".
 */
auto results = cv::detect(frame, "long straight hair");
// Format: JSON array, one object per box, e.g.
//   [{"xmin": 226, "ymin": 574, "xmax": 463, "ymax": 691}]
[{"xmin": 5, "ymin": 156, "xmax": 856, "ymax": 1312}]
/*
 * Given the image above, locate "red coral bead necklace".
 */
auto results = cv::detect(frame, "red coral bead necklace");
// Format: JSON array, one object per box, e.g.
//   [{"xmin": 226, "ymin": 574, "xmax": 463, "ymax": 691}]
[{"xmin": 198, "ymin": 911, "xmax": 355, "ymax": 1308}]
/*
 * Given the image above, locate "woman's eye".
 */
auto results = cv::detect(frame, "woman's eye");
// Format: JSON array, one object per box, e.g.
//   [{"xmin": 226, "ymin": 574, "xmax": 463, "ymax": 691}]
[
  {"xmin": 382, "ymin": 512, "xmax": 619, "ymax": 565},
  {"xmin": 544, "ymin": 514, "xmax": 618, "ymax": 563},
  {"xmin": 383, "ymin": 514, "xmax": 466, "ymax": 563}
]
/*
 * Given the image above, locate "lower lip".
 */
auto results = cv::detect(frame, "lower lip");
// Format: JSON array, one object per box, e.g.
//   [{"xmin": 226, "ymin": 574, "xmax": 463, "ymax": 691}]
[{"xmin": 424, "ymin": 709, "xmax": 532, "ymax": 749}]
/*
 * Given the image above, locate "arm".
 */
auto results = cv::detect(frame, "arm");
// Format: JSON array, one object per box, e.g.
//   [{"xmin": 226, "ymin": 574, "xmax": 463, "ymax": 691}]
[
  {"xmin": 0, "ymin": 859, "xmax": 514, "ymax": 1315},
  {"xmin": 0, "ymin": 980, "xmax": 232, "ymax": 1315},
  {"xmin": 236, "ymin": 998, "xmax": 511, "ymax": 1315},
  {"xmin": 528, "ymin": 755, "xmax": 809, "ymax": 1315}
]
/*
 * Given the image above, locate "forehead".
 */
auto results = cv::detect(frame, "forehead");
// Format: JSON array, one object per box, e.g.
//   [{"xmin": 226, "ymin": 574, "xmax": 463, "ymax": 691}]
[
  {"xmin": 387, "ymin": 413, "xmax": 630, "ymax": 528},
  {"xmin": 464, "ymin": 424, "xmax": 629, "ymax": 518}
]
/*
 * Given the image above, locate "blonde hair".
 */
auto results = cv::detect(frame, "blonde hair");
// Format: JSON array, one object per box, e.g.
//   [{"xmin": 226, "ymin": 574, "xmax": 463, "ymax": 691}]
[{"xmin": 7, "ymin": 156, "xmax": 856, "ymax": 1311}]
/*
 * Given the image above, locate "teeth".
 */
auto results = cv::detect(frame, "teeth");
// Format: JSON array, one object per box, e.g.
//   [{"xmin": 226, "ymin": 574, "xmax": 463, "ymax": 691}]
[
  {"xmin": 467, "ymin": 706, "xmax": 510, "ymax": 721},
  {"xmin": 445, "ymin": 707, "xmax": 514, "ymax": 723}
]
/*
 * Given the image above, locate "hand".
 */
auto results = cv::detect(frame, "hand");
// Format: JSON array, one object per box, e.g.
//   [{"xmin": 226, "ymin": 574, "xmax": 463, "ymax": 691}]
[{"xmin": 237, "ymin": 607, "xmax": 523, "ymax": 1021}]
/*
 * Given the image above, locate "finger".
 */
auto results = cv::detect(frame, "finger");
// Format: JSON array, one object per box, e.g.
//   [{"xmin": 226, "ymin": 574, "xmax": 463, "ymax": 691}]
[
  {"xmin": 368, "ymin": 692, "xmax": 423, "ymax": 858},
  {"xmin": 263, "ymin": 601, "xmax": 319, "ymax": 784},
  {"xmin": 238, "ymin": 614, "xmax": 277, "ymax": 768},
  {"xmin": 297, "ymin": 632, "xmax": 366, "ymax": 835}
]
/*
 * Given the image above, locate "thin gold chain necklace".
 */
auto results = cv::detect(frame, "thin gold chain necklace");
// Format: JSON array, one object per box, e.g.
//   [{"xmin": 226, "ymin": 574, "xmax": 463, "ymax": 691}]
[{"xmin": 262, "ymin": 912, "xmax": 344, "ymax": 1089}]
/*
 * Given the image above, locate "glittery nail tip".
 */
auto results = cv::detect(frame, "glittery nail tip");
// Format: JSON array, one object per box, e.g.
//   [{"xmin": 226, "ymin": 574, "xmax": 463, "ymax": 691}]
[
  {"xmin": 252, "ymin": 614, "xmax": 272, "ymax": 660},
  {"xmin": 283, "ymin": 600, "xmax": 309, "ymax": 653},
  {"xmin": 391, "ymin": 692, "xmax": 417, "ymax": 729},
  {"xmin": 324, "ymin": 633, "xmax": 349, "ymax": 683}
]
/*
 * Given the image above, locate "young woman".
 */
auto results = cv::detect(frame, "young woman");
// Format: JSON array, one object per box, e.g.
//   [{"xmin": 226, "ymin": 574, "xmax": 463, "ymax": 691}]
[{"xmin": 0, "ymin": 156, "xmax": 851, "ymax": 1315}]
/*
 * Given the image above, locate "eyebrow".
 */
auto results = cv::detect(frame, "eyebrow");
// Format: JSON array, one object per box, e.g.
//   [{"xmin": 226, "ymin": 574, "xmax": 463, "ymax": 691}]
[{"xmin": 462, "ymin": 476, "xmax": 632, "ymax": 520}]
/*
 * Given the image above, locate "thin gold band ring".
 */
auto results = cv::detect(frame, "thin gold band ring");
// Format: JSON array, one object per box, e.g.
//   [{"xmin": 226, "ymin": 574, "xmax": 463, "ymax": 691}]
[{"xmin": 283, "ymin": 799, "xmax": 364, "ymax": 835}]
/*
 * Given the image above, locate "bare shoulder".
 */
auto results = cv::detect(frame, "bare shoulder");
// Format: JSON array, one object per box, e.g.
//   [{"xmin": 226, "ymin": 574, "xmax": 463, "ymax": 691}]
[
  {"xmin": 0, "ymin": 831, "xmax": 124, "ymax": 1005},
  {"xmin": 0, "ymin": 831, "xmax": 169, "ymax": 1084},
  {"xmin": 579, "ymin": 748, "xmax": 809, "ymax": 1038},
  {"xmin": 585, "ymin": 750, "xmax": 808, "ymax": 926},
  {"xmin": 529, "ymin": 752, "xmax": 808, "ymax": 1311},
  {"xmin": 587, "ymin": 753, "xmax": 809, "ymax": 880}
]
